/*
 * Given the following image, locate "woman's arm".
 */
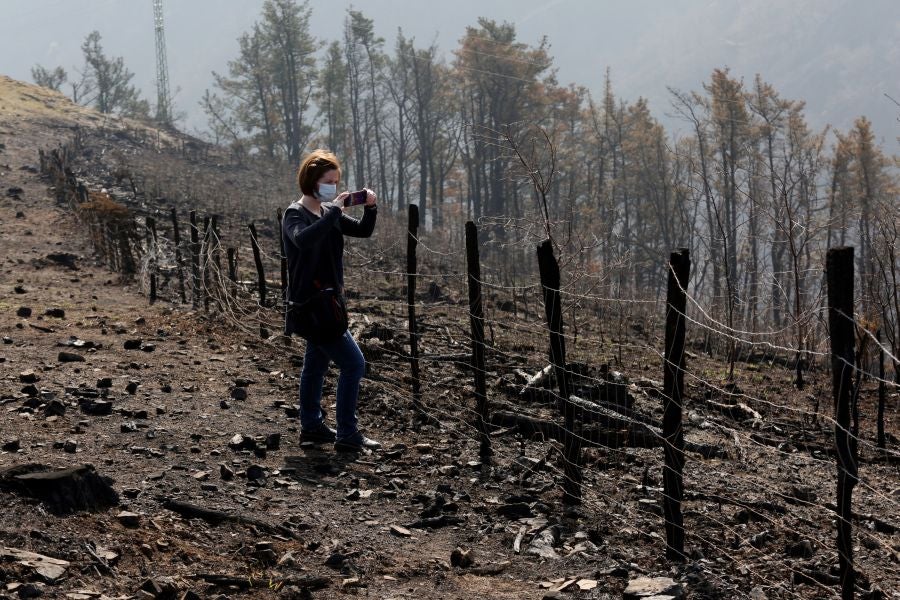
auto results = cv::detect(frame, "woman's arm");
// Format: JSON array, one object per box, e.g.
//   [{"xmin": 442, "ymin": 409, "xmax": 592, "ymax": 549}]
[
  {"xmin": 283, "ymin": 205, "xmax": 341, "ymax": 248},
  {"xmin": 340, "ymin": 205, "xmax": 377, "ymax": 238}
]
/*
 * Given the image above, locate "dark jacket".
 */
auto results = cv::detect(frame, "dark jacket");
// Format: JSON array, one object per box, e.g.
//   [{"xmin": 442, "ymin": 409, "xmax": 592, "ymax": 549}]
[{"xmin": 282, "ymin": 200, "xmax": 377, "ymax": 336}]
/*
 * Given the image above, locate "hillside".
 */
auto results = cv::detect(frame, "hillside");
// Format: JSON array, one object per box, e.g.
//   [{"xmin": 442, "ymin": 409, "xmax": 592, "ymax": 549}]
[{"xmin": 1, "ymin": 77, "xmax": 898, "ymax": 600}]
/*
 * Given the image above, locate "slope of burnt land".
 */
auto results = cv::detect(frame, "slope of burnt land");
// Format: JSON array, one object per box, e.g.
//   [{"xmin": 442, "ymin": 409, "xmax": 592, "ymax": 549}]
[{"xmin": 2, "ymin": 77, "xmax": 898, "ymax": 599}]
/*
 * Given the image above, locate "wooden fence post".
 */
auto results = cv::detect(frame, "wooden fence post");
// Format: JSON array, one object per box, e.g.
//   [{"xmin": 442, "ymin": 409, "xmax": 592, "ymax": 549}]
[
  {"xmin": 662, "ymin": 248, "xmax": 690, "ymax": 561},
  {"xmin": 407, "ymin": 205, "xmax": 423, "ymax": 417},
  {"xmin": 276, "ymin": 208, "xmax": 288, "ymax": 306},
  {"xmin": 826, "ymin": 246, "xmax": 857, "ymax": 600},
  {"xmin": 146, "ymin": 216, "xmax": 158, "ymax": 304},
  {"xmin": 211, "ymin": 215, "xmax": 222, "ymax": 279},
  {"xmin": 189, "ymin": 210, "xmax": 200, "ymax": 308},
  {"xmin": 465, "ymin": 221, "xmax": 491, "ymax": 462},
  {"xmin": 170, "ymin": 207, "xmax": 186, "ymax": 303},
  {"xmin": 202, "ymin": 216, "xmax": 211, "ymax": 312},
  {"xmin": 536, "ymin": 239, "xmax": 581, "ymax": 505},
  {"xmin": 877, "ymin": 329, "xmax": 886, "ymax": 450},
  {"xmin": 248, "ymin": 222, "xmax": 267, "ymax": 308},
  {"xmin": 227, "ymin": 248, "xmax": 238, "ymax": 284}
]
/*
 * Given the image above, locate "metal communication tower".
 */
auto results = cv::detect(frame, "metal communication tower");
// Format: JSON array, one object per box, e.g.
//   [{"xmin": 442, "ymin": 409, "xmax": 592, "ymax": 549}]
[{"xmin": 152, "ymin": 0, "xmax": 172, "ymax": 124}]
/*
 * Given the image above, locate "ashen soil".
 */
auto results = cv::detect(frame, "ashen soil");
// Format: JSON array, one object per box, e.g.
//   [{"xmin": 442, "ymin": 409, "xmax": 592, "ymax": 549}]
[{"xmin": 1, "ymin": 76, "xmax": 899, "ymax": 599}]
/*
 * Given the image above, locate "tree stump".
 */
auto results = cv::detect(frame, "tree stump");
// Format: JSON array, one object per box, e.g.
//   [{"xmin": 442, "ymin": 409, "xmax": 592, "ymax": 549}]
[{"xmin": 0, "ymin": 464, "xmax": 119, "ymax": 515}]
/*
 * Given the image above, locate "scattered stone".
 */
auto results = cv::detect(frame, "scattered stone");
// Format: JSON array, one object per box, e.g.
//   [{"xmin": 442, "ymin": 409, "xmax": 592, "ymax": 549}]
[
  {"xmin": 220, "ymin": 464, "xmax": 234, "ymax": 481},
  {"xmin": 21, "ymin": 384, "xmax": 39, "ymax": 397},
  {"xmin": 325, "ymin": 552, "xmax": 349, "ymax": 568},
  {"xmin": 44, "ymin": 308, "xmax": 65, "ymax": 318},
  {"xmin": 228, "ymin": 434, "xmax": 257, "ymax": 451},
  {"xmin": 63, "ymin": 439, "xmax": 77, "ymax": 454},
  {"xmin": 576, "ymin": 579, "xmax": 598, "ymax": 591},
  {"xmin": 230, "ymin": 387, "xmax": 248, "ymax": 401},
  {"xmin": 16, "ymin": 307, "xmax": 32, "ymax": 318},
  {"xmin": 786, "ymin": 539, "xmax": 815, "ymax": 558},
  {"xmin": 0, "ymin": 547, "xmax": 69, "ymax": 582},
  {"xmin": 96, "ymin": 377, "xmax": 113, "ymax": 388},
  {"xmin": 246, "ymin": 464, "xmax": 266, "ymax": 483},
  {"xmin": 45, "ymin": 399, "xmax": 66, "ymax": 417},
  {"xmin": 526, "ymin": 527, "xmax": 560, "ymax": 560},
  {"xmin": 384, "ymin": 525, "xmax": 412, "ymax": 541},
  {"xmin": 141, "ymin": 344, "xmax": 156, "ymax": 353},
  {"xmin": 790, "ymin": 485, "xmax": 817, "ymax": 503},
  {"xmin": 2, "ymin": 439, "xmax": 20, "ymax": 452},
  {"xmin": 19, "ymin": 370, "xmax": 38, "ymax": 383},
  {"xmin": 623, "ymin": 576, "xmax": 684, "ymax": 599},
  {"xmin": 254, "ymin": 542, "xmax": 278, "ymax": 565},
  {"xmin": 81, "ymin": 400, "xmax": 112, "ymax": 416},
  {"xmin": 57, "ymin": 352, "xmax": 85, "ymax": 363},
  {"xmin": 265, "ymin": 433, "xmax": 281, "ymax": 451},
  {"xmin": 120, "ymin": 422, "xmax": 138, "ymax": 433},
  {"xmin": 125, "ymin": 381, "xmax": 139, "ymax": 394},
  {"xmin": 497, "ymin": 502, "xmax": 533, "ymax": 519},
  {"xmin": 123, "ymin": 339, "xmax": 142, "ymax": 350},
  {"xmin": 450, "ymin": 547, "xmax": 474, "ymax": 568},
  {"xmin": 219, "ymin": 399, "xmax": 230, "ymax": 409},
  {"xmin": 117, "ymin": 511, "xmax": 141, "ymax": 528}
]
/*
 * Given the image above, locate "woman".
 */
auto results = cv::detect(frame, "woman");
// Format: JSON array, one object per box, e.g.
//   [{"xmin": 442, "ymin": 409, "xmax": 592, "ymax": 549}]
[{"xmin": 282, "ymin": 149, "xmax": 380, "ymax": 452}]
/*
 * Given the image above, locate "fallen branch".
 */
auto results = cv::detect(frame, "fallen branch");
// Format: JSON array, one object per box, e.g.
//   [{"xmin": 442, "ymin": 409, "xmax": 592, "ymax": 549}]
[
  {"xmin": 161, "ymin": 498, "xmax": 296, "ymax": 538},
  {"xmin": 695, "ymin": 395, "xmax": 761, "ymax": 422}
]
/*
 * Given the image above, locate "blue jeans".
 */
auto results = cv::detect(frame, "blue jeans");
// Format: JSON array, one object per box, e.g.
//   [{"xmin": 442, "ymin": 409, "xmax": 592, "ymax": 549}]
[{"xmin": 299, "ymin": 331, "xmax": 365, "ymax": 439}]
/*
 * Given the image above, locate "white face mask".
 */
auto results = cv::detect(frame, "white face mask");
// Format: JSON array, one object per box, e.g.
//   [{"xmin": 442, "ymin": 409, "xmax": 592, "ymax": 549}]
[{"xmin": 316, "ymin": 183, "xmax": 337, "ymax": 202}]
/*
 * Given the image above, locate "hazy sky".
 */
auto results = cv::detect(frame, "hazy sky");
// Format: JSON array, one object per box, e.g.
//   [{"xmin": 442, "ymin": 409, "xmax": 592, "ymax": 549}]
[{"xmin": 2, "ymin": 0, "xmax": 898, "ymax": 146}]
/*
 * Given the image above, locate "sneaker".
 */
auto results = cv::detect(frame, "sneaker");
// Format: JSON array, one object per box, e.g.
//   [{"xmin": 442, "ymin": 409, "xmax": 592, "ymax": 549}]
[
  {"xmin": 300, "ymin": 423, "xmax": 337, "ymax": 444},
  {"xmin": 334, "ymin": 432, "xmax": 381, "ymax": 452}
]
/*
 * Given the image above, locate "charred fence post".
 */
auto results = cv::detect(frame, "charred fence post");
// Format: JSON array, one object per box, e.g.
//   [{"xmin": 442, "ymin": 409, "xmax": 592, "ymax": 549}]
[
  {"xmin": 146, "ymin": 216, "xmax": 158, "ymax": 304},
  {"xmin": 407, "ymin": 205, "xmax": 424, "ymax": 418},
  {"xmin": 536, "ymin": 239, "xmax": 581, "ymax": 505},
  {"xmin": 202, "ymin": 216, "xmax": 212, "ymax": 312},
  {"xmin": 211, "ymin": 215, "xmax": 222, "ymax": 280},
  {"xmin": 189, "ymin": 210, "xmax": 201, "ymax": 308},
  {"xmin": 248, "ymin": 222, "xmax": 267, "ymax": 308},
  {"xmin": 826, "ymin": 246, "xmax": 857, "ymax": 600},
  {"xmin": 465, "ymin": 221, "xmax": 491, "ymax": 463},
  {"xmin": 227, "ymin": 248, "xmax": 238, "ymax": 284},
  {"xmin": 662, "ymin": 248, "xmax": 690, "ymax": 561},
  {"xmin": 276, "ymin": 208, "xmax": 288, "ymax": 307},
  {"xmin": 877, "ymin": 329, "xmax": 886, "ymax": 450},
  {"xmin": 170, "ymin": 207, "xmax": 186, "ymax": 303}
]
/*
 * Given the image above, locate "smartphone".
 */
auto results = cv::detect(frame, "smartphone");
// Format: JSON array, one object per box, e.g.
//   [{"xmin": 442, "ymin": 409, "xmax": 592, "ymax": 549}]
[{"xmin": 345, "ymin": 189, "xmax": 368, "ymax": 206}]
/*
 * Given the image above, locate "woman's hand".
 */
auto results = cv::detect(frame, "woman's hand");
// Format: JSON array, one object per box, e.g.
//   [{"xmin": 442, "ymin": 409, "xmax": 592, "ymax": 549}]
[
  {"xmin": 330, "ymin": 192, "xmax": 350, "ymax": 212},
  {"xmin": 364, "ymin": 188, "xmax": 377, "ymax": 207}
]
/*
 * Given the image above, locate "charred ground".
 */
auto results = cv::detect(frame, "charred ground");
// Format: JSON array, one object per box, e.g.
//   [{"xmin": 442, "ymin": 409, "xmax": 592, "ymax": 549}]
[{"xmin": 1, "ymin": 77, "xmax": 898, "ymax": 599}]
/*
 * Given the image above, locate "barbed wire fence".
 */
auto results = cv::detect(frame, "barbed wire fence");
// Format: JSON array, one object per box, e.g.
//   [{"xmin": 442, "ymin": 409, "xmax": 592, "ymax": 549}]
[{"xmin": 40, "ymin": 135, "xmax": 900, "ymax": 599}]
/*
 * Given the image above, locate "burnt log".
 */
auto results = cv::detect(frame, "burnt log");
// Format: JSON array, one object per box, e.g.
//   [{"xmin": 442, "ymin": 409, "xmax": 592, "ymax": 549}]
[
  {"xmin": 161, "ymin": 497, "xmax": 295, "ymax": 538},
  {"xmin": 489, "ymin": 410, "xmax": 723, "ymax": 458}
]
